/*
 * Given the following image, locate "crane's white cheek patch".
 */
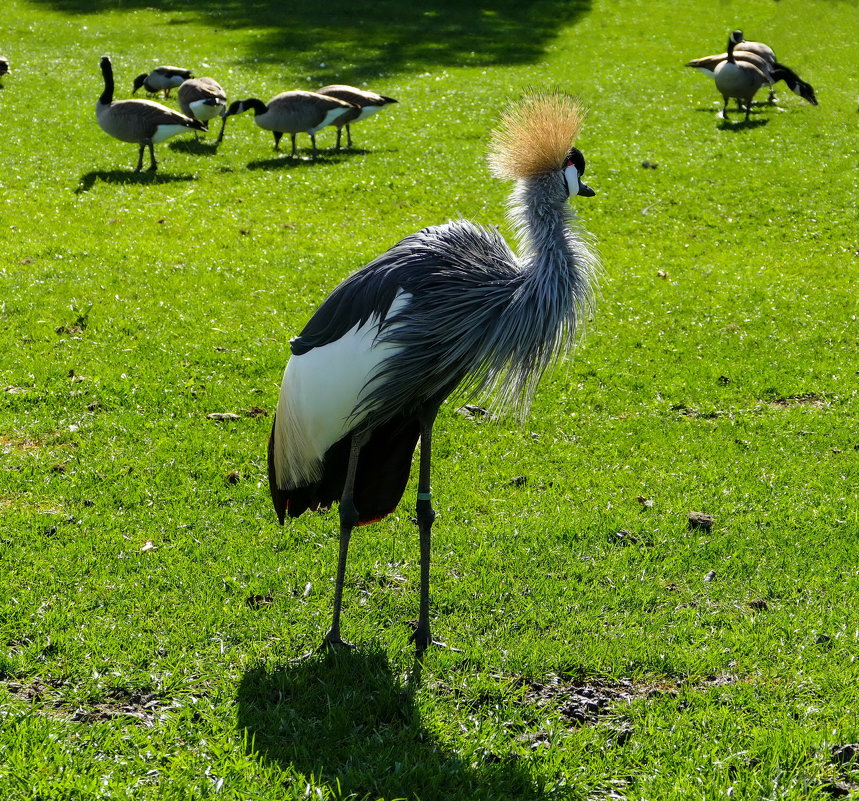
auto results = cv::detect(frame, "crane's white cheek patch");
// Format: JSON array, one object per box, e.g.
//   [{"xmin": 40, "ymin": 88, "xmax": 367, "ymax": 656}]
[
  {"xmin": 563, "ymin": 165, "xmax": 581, "ymax": 197},
  {"xmin": 274, "ymin": 291, "xmax": 412, "ymax": 487},
  {"xmin": 152, "ymin": 124, "xmax": 192, "ymax": 143}
]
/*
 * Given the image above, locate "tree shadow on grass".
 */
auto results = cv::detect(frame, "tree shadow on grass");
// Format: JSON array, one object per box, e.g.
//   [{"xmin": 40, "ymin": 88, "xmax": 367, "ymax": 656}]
[
  {"xmin": 75, "ymin": 170, "xmax": 197, "ymax": 193},
  {"xmin": 237, "ymin": 648, "xmax": 543, "ymax": 801},
  {"xmin": 31, "ymin": 0, "xmax": 592, "ymax": 84}
]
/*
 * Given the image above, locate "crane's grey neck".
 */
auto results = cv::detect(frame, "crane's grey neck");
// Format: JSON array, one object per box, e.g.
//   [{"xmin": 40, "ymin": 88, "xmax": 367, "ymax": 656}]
[
  {"xmin": 508, "ymin": 172, "xmax": 598, "ymax": 301},
  {"xmin": 480, "ymin": 172, "xmax": 599, "ymax": 415}
]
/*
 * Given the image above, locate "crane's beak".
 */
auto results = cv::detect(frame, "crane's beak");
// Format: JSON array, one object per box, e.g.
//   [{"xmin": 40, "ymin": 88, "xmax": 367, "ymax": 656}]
[{"xmin": 577, "ymin": 182, "xmax": 595, "ymax": 197}]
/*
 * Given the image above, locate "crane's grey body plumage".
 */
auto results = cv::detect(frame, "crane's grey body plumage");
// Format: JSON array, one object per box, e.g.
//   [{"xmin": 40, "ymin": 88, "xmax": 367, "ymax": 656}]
[{"xmin": 280, "ymin": 172, "xmax": 597, "ymax": 493}]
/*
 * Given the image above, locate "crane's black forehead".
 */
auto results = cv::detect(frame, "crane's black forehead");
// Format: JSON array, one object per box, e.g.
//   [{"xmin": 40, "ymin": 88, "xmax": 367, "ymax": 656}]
[{"xmin": 564, "ymin": 147, "xmax": 586, "ymax": 174}]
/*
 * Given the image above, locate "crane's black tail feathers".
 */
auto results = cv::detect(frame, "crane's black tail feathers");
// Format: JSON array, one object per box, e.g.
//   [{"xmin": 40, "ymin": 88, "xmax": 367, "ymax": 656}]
[{"xmin": 268, "ymin": 414, "xmax": 420, "ymax": 526}]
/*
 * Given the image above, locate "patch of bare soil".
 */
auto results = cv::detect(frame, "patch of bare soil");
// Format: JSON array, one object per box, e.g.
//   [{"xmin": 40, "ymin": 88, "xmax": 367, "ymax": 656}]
[
  {"xmin": 2, "ymin": 679, "xmax": 176, "ymax": 726},
  {"xmin": 523, "ymin": 674, "xmax": 674, "ymax": 729},
  {"xmin": 770, "ymin": 393, "xmax": 826, "ymax": 408}
]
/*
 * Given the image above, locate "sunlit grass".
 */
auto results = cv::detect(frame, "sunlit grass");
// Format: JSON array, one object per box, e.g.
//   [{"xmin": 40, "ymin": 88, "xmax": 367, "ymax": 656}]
[{"xmin": 1, "ymin": 0, "xmax": 858, "ymax": 798}]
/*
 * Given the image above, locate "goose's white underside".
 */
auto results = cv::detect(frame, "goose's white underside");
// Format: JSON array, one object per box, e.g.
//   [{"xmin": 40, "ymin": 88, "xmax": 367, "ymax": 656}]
[
  {"xmin": 310, "ymin": 106, "xmax": 351, "ymax": 134},
  {"xmin": 353, "ymin": 104, "xmax": 383, "ymax": 123},
  {"xmin": 274, "ymin": 291, "xmax": 412, "ymax": 489},
  {"xmin": 152, "ymin": 123, "xmax": 194, "ymax": 143},
  {"xmin": 190, "ymin": 99, "xmax": 225, "ymax": 121}
]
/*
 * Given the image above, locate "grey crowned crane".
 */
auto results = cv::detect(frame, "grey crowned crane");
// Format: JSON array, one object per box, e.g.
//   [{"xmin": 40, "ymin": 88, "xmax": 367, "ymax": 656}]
[
  {"xmin": 316, "ymin": 84, "xmax": 398, "ymax": 149},
  {"xmin": 132, "ymin": 65, "xmax": 193, "ymax": 98},
  {"xmin": 687, "ymin": 35, "xmax": 818, "ymax": 106},
  {"xmin": 267, "ymin": 90, "xmax": 600, "ymax": 654},
  {"xmin": 96, "ymin": 56, "xmax": 206, "ymax": 172}
]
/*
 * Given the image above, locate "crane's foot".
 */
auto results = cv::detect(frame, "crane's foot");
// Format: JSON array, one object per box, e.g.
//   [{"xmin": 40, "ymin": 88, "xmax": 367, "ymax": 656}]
[
  {"xmin": 318, "ymin": 629, "xmax": 353, "ymax": 652},
  {"xmin": 408, "ymin": 621, "xmax": 462, "ymax": 654},
  {"xmin": 289, "ymin": 630, "xmax": 353, "ymax": 662}
]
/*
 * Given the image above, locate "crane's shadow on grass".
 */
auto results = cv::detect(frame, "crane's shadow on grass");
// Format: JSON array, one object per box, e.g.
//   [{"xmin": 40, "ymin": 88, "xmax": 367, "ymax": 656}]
[
  {"xmin": 237, "ymin": 648, "xmax": 541, "ymax": 801},
  {"xmin": 75, "ymin": 170, "xmax": 197, "ymax": 193}
]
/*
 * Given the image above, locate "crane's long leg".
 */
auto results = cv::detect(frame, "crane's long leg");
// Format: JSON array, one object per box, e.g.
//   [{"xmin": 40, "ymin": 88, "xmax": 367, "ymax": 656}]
[
  {"xmin": 321, "ymin": 433, "xmax": 364, "ymax": 650},
  {"xmin": 410, "ymin": 408, "xmax": 438, "ymax": 654}
]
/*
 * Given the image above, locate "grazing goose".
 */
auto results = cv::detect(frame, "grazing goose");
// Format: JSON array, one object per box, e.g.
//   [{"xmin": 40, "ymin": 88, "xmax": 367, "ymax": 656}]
[
  {"xmin": 687, "ymin": 38, "xmax": 817, "ymax": 106},
  {"xmin": 713, "ymin": 31, "xmax": 770, "ymax": 121},
  {"xmin": 0, "ymin": 56, "xmax": 9, "ymax": 79},
  {"xmin": 225, "ymin": 90, "xmax": 357, "ymax": 159},
  {"xmin": 177, "ymin": 77, "xmax": 228, "ymax": 145},
  {"xmin": 132, "ymin": 66, "xmax": 193, "ymax": 98},
  {"xmin": 96, "ymin": 56, "xmax": 206, "ymax": 172},
  {"xmin": 317, "ymin": 84, "xmax": 398, "ymax": 149}
]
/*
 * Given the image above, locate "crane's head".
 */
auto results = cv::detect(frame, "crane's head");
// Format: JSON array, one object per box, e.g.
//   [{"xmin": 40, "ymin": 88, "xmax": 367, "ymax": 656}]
[{"xmin": 488, "ymin": 90, "xmax": 593, "ymax": 200}]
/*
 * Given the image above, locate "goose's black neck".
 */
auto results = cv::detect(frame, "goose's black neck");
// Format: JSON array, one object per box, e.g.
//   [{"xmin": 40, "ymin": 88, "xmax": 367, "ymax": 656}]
[
  {"xmin": 99, "ymin": 57, "xmax": 114, "ymax": 105},
  {"xmin": 244, "ymin": 98, "xmax": 268, "ymax": 116},
  {"xmin": 726, "ymin": 38, "xmax": 736, "ymax": 64}
]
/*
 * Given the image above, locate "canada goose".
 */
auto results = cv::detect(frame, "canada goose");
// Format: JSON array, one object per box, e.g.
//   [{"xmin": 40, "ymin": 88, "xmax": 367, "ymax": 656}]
[
  {"xmin": 687, "ymin": 39, "xmax": 817, "ymax": 106},
  {"xmin": 225, "ymin": 90, "xmax": 357, "ymax": 159},
  {"xmin": 132, "ymin": 66, "xmax": 193, "ymax": 98},
  {"xmin": 0, "ymin": 56, "xmax": 9, "ymax": 79},
  {"xmin": 177, "ymin": 77, "xmax": 228, "ymax": 145},
  {"xmin": 96, "ymin": 56, "xmax": 206, "ymax": 172},
  {"xmin": 712, "ymin": 31, "xmax": 770, "ymax": 121},
  {"xmin": 316, "ymin": 84, "xmax": 398, "ymax": 149}
]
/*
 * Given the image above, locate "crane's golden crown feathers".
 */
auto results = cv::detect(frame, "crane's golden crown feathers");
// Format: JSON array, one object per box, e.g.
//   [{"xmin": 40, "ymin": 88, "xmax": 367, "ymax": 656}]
[{"xmin": 488, "ymin": 90, "xmax": 587, "ymax": 180}]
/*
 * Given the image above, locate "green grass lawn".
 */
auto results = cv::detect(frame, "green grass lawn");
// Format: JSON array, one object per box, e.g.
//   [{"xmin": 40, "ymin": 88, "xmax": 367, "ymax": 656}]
[{"xmin": 1, "ymin": 0, "xmax": 858, "ymax": 797}]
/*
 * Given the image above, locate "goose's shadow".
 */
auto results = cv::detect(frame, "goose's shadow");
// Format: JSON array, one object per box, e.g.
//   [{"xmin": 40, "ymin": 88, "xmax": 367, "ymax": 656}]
[
  {"xmin": 716, "ymin": 117, "xmax": 769, "ymax": 131},
  {"xmin": 236, "ymin": 648, "xmax": 542, "ymax": 801},
  {"xmin": 168, "ymin": 138, "xmax": 223, "ymax": 156},
  {"xmin": 245, "ymin": 149, "xmax": 360, "ymax": 170},
  {"xmin": 75, "ymin": 170, "xmax": 197, "ymax": 193}
]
